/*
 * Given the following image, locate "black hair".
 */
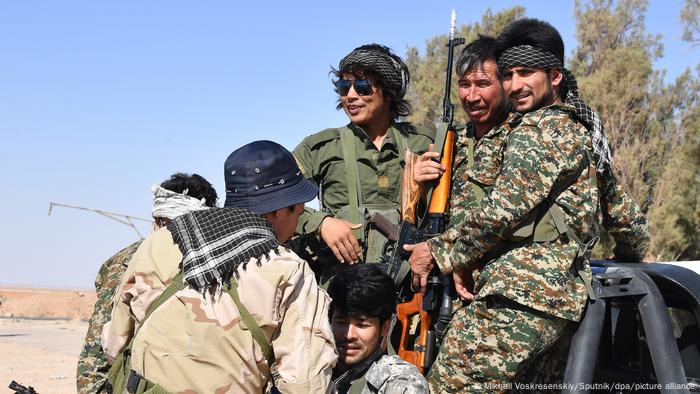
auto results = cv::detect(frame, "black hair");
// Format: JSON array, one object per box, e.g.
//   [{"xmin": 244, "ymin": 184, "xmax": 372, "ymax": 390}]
[
  {"xmin": 327, "ymin": 264, "xmax": 397, "ymax": 325},
  {"xmin": 456, "ymin": 35, "xmax": 513, "ymax": 117},
  {"xmin": 495, "ymin": 18, "xmax": 567, "ymax": 97},
  {"xmin": 495, "ymin": 18, "xmax": 565, "ymax": 63},
  {"xmin": 456, "ymin": 35, "xmax": 502, "ymax": 80},
  {"xmin": 331, "ymin": 43, "xmax": 411, "ymax": 119},
  {"xmin": 160, "ymin": 173, "xmax": 218, "ymax": 207}
]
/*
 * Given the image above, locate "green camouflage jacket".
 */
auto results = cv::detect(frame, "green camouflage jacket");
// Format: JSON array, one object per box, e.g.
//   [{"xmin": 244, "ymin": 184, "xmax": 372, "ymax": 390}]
[
  {"xmin": 597, "ymin": 165, "xmax": 649, "ymax": 261},
  {"xmin": 429, "ymin": 104, "xmax": 600, "ymax": 321},
  {"xmin": 76, "ymin": 239, "xmax": 143, "ymax": 394},
  {"xmin": 444, "ymin": 112, "xmax": 522, "ymax": 229},
  {"xmin": 361, "ymin": 355, "xmax": 429, "ymax": 394}
]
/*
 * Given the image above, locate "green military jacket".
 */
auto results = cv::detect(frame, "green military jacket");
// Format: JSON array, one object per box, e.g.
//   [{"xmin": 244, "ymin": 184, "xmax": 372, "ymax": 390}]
[
  {"xmin": 76, "ymin": 239, "xmax": 143, "ymax": 394},
  {"xmin": 429, "ymin": 104, "xmax": 600, "ymax": 321},
  {"xmin": 293, "ymin": 122, "xmax": 434, "ymax": 257}
]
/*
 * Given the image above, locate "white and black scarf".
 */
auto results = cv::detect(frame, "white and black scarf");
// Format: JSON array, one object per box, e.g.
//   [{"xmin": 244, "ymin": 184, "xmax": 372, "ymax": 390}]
[{"xmin": 167, "ymin": 207, "xmax": 280, "ymax": 294}]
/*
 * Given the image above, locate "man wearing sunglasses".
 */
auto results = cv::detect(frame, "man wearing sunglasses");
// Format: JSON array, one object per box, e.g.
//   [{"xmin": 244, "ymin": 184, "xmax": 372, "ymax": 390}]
[{"xmin": 293, "ymin": 44, "xmax": 434, "ymax": 286}]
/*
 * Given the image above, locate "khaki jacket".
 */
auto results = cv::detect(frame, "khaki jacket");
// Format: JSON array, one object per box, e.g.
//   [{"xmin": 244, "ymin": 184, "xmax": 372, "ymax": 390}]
[{"xmin": 103, "ymin": 228, "xmax": 337, "ymax": 393}]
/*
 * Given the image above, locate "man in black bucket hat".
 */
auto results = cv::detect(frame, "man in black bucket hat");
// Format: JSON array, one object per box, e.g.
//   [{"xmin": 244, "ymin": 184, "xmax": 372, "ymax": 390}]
[
  {"xmin": 103, "ymin": 140, "xmax": 337, "ymax": 394},
  {"xmin": 224, "ymin": 140, "xmax": 320, "ymax": 241}
]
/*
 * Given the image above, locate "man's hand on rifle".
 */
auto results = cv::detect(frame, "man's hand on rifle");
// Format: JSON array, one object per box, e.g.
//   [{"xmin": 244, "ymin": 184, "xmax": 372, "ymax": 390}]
[
  {"xmin": 319, "ymin": 217, "xmax": 362, "ymax": 264},
  {"xmin": 404, "ymin": 242, "xmax": 435, "ymax": 294},
  {"xmin": 414, "ymin": 144, "xmax": 445, "ymax": 184},
  {"xmin": 453, "ymin": 269, "xmax": 476, "ymax": 301}
]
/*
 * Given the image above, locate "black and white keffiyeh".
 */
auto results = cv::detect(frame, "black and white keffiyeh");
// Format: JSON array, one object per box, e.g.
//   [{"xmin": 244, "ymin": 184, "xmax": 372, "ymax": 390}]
[
  {"xmin": 167, "ymin": 207, "xmax": 280, "ymax": 294},
  {"xmin": 562, "ymin": 69, "xmax": 613, "ymax": 172},
  {"xmin": 499, "ymin": 44, "xmax": 613, "ymax": 172},
  {"xmin": 340, "ymin": 47, "xmax": 409, "ymax": 98}
]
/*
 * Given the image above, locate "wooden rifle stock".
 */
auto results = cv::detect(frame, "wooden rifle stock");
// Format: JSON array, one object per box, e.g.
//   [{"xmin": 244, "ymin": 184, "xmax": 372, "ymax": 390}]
[
  {"xmin": 401, "ymin": 149, "xmax": 421, "ymax": 225},
  {"xmin": 395, "ymin": 10, "xmax": 463, "ymax": 375},
  {"xmin": 396, "ymin": 130, "xmax": 456, "ymax": 374},
  {"xmin": 396, "ymin": 149, "xmax": 431, "ymax": 372},
  {"xmin": 396, "ymin": 292, "xmax": 431, "ymax": 375}
]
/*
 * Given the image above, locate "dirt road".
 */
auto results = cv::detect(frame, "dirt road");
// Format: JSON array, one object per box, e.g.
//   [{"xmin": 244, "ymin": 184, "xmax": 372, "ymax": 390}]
[
  {"xmin": 0, "ymin": 287, "xmax": 96, "ymax": 394},
  {"xmin": 1, "ymin": 318, "xmax": 88, "ymax": 394}
]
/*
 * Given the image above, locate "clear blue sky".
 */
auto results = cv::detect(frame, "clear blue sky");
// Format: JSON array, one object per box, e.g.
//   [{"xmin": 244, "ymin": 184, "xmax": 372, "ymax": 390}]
[{"xmin": 1, "ymin": 1, "xmax": 697, "ymax": 289}]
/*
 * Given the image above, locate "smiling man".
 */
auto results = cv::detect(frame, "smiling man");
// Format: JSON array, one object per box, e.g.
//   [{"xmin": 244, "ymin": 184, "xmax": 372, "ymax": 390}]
[
  {"xmin": 293, "ymin": 44, "xmax": 434, "ymax": 286},
  {"xmin": 327, "ymin": 264, "xmax": 428, "ymax": 394},
  {"xmin": 495, "ymin": 18, "xmax": 648, "ymax": 263},
  {"xmin": 412, "ymin": 35, "xmax": 517, "ymax": 184},
  {"xmin": 404, "ymin": 30, "xmax": 602, "ymax": 391},
  {"xmin": 409, "ymin": 35, "xmax": 520, "ymax": 299}
]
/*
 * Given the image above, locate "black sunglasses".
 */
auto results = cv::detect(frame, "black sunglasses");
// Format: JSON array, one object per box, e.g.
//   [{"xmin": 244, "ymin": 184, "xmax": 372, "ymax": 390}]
[{"xmin": 337, "ymin": 79, "xmax": 374, "ymax": 96}]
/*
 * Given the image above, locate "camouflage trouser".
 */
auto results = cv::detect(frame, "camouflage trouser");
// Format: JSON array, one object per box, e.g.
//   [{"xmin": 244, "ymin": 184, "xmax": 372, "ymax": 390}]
[
  {"xmin": 510, "ymin": 327, "xmax": 574, "ymax": 393},
  {"xmin": 427, "ymin": 295, "xmax": 570, "ymax": 393}
]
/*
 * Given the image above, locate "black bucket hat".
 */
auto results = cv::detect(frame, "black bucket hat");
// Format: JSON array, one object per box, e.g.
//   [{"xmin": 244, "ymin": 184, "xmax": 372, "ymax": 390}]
[{"xmin": 224, "ymin": 140, "xmax": 318, "ymax": 214}]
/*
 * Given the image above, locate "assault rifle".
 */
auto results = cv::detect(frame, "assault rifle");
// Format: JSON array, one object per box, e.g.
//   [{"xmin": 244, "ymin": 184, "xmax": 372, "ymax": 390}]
[
  {"xmin": 371, "ymin": 10, "xmax": 464, "ymax": 375},
  {"xmin": 9, "ymin": 381, "xmax": 38, "ymax": 394}
]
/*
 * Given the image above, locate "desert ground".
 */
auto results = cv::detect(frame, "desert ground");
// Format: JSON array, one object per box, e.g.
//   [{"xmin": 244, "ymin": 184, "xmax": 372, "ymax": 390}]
[{"xmin": 0, "ymin": 287, "xmax": 96, "ymax": 394}]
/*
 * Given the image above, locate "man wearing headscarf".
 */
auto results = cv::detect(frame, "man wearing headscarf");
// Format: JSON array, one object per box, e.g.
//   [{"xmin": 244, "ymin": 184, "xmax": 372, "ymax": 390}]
[
  {"xmin": 293, "ymin": 44, "xmax": 434, "ymax": 286},
  {"xmin": 103, "ymin": 141, "xmax": 337, "ymax": 393},
  {"xmin": 405, "ymin": 20, "xmax": 613, "ymax": 392},
  {"xmin": 495, "ymin": 18, "xmax": 649, "ymax": 262},
  {"xmin": 76, "ymin": 172, "xmax": 217, "ymax": 394},
  {"xmin": 495, "ymin": 18, "xmax": 650, "ymax": 386}
]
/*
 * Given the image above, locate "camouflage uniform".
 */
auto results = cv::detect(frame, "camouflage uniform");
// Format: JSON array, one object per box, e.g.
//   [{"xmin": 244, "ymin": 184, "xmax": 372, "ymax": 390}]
[
  {"xmin": 103, "ymin": 228, "xmax": 337, "ymax": 393},
  {"xmin": 511, "ymin": 139, "xmax": 651, "ymax": 393},
  {"xmin": 362, "ymin": 355, "xmax": 429, "ymax": 394},
  {"xmin": 76, "ymin": 239, "xmax": 143, "ymax": 394},
  {"xmin": 293, "ymin": 122, "xmax": 433, "ymax": 282},
  {"xmin": 427, "ymin": 105, "xmax": 600, "ymax": 392},
  {"xmin": 598, "ymin": 164, "xmax": 649, "ymax": 260},
  {"xmin": 334, "ymin": 353, "xmax": 428, "ymax": 394},
  {"xmin": 509, "ymin": 169, "xmax": 651, "ymax": 391}
]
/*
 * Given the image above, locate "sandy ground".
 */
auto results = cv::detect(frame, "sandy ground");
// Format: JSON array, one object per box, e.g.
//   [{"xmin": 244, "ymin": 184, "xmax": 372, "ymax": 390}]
[
  {"xmin": 0, "ymin": 288, "xmax": 96, "ymax": 321},
  {"xmin": 0, "ymin": 288, "xmax": 96, "ymax": 394}
]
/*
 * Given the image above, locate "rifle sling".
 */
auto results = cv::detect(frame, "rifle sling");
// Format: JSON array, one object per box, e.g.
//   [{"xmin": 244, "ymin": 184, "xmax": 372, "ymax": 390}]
[
  {"xmin": 340, "ymin": 128, "xmax": 362, "ymax": 241},
  {"xmin": 108, "ymin": 272, "xmax": 185, "ymax": 394},
  {"xmin": 145, "ymin": 272, "xmax": 185, "ymax": 317},
  {"xmin": 467, "ymin": 138, "xmax": 485, "ymax": 202},
  {"xmin": 225, "ymin": 276, "xmax": 277, "ymax": 373},
  {"xmin": 340, "ymin": 127, "xmax": 409, "ymax": 242},
  {"xmin": 349, "ymin": 376, "xmax": 368, "ymax": 394}
]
